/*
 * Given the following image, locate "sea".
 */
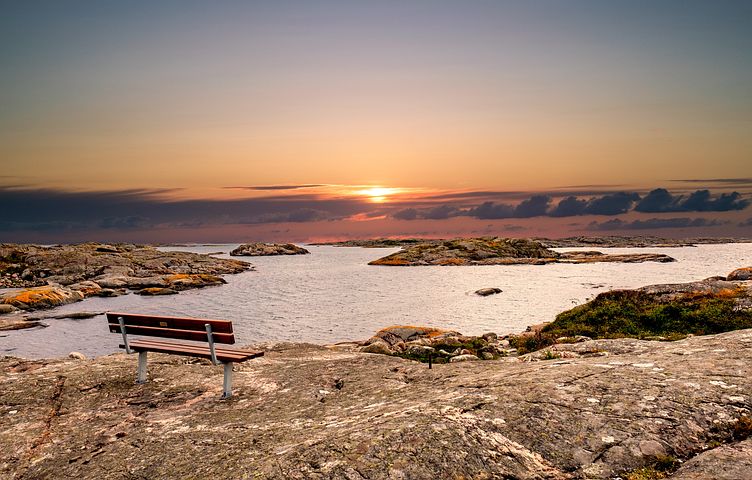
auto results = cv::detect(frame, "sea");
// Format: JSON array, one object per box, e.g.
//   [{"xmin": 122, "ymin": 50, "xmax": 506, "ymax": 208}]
[{"xmin": 1, "ymin": 243, "xmax": 750, "ymax": 359}]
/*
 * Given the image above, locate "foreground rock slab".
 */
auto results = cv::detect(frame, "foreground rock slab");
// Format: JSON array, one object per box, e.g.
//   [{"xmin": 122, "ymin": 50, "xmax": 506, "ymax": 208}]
[{"xmin": 1, "ymin": 331, "xmax": 750, "ymax": 479}]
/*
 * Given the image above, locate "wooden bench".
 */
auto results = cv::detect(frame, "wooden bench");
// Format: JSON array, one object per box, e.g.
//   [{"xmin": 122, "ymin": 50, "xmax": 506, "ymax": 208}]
[{"xmin": 105, "ymin": 312, "xmax": 263, "ymax": 399}]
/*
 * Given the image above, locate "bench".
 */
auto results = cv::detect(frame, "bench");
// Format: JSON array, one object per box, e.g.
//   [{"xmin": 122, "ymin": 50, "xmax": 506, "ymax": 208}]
[{"xmin": 105, "ymin": 312, "xmax": 263, "ymax": 399}]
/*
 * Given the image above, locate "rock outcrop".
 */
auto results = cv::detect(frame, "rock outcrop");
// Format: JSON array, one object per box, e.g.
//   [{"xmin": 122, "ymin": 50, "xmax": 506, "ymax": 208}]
[
  {"xmin": 510, "ymin": 269, "xmax": 752, "ymax": 354},
  {"xmin": 360, "ymin": 325, "xmax": 515, "ymax": 361},
  {"xmin": 230, "ymin": 242, "xmax": 310, "ymax": 256},
  {"xmin": 728, "ymin": 267, "xmax": 752, "ymax": 281},
  {"xmin": 0, "ymin": 284, "xmax": 84, "ymax": 310},
  {"xmin": 475, "ymin": 287, "xmax": 502, "ymax": 296},
  {"xmin": 0, "ymin": 243, "xmax": 251, "ymax": 312},
  {"xmin": 368, "ymin": 237, "xmax": 675, "ymax": 266},
  {"xmin": 1, "ymin": 330, "xmax": 751, "ymax": 479}
]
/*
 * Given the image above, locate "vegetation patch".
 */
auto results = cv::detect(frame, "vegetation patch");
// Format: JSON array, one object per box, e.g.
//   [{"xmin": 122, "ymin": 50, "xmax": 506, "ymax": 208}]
[
  {"xmin": 511, "ymin": 289, "xmax": 752, "ymax": 354},
  {"xmin": 624, "ymin": 455, "xmax": 680, "ymax": 480},
  {"xmin": 393, "ymin": 337, "xmax": 497, "ymax": 364}
]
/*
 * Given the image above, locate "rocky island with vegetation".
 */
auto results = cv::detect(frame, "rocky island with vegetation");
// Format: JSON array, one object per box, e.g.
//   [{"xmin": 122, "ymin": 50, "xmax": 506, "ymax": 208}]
[
  {"xmin": 230, "ymin": 242, "xmax": 310, "ymax": 256},
  {"xmin": 368, "ymin": 237, "xmax": 675, "ymax": 266},
  {"xmin": 1, "ymin": 267, "xmax": 751, "ymax": 478},
  {"xmin": 0, "ymin": 243, "xmax": 251, "ymax": 330}
]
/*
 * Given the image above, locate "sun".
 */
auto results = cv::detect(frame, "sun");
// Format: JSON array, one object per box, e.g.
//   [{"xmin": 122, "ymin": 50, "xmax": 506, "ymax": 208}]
[{"xmin": 358, "ymin": 187, "xmax": 399, "ymax": 203}]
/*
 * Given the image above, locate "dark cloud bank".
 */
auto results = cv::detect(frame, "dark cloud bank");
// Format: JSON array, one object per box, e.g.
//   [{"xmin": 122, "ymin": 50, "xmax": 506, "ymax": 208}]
[
  {"xmin": 0, "ymin": 187, "xmax": 749, "ymax": 239},
  {"xmin": 392, "ymin": 189, "xmax": 749, "ymax": 222},
  {"xmin": 0, "ymin": 188, "xmax": 363, "ymax": 234}
]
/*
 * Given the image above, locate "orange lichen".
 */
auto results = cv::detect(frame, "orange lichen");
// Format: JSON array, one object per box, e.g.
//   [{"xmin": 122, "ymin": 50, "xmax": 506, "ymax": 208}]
[
  {"xmin": 437, "ymin": 258, "xmax": 467, "ymax": 265},
  {"xmin": 683, "ymin": 287, "xmax": 744, "ymax": 301},
  {"xmin": 368, "ymin": 258, "xmax": 410, "ymax": 266},
  {"xmin": 2, "ymin": 286, "xmax": 80, "ymax": 308},
  {"xmin": 7, "ymin": 287, "xmax": 57, "ymax": 304},
  {"xmin": 166, "ymin": 274, "xmax": 191, "ymax": 281}
]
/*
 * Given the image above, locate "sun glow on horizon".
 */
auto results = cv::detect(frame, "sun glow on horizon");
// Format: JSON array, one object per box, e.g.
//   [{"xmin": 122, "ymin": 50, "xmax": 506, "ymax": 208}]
[{"xmin": 357, "ymin": 187, "xmax": 401, "ymax": 203}]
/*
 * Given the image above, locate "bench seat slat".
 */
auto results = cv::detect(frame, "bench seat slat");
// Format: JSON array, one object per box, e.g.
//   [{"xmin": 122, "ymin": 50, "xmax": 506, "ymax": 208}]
[
  {"xmin": 127, "ymin": 338, "xmax": 259, "ymax": 357},
  {"xmin": 121, "ymin": 339, "xmax": 263, "ymax": 363},
  {"xmin": 108, "ymin": 323, "xmax": 235, "ymax": 344}
]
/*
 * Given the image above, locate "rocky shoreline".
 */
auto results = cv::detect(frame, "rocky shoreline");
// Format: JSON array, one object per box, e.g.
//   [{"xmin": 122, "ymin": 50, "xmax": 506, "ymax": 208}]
[
  {"xmin": 1, "ymin": 268, "xmax": 752, "ymax": 478},
  {"xmin": 368, "ymin": 238, "xmax": 675, "ymax": 266},
  {"xmin": 0, "ymin": 243, "xmax": 252, "ymax": 324}
]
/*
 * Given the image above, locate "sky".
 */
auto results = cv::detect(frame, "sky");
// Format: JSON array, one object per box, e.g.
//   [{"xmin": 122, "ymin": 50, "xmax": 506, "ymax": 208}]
[{"xmin": 1, "ymin": 1, "xmax": 751, "ymax": 243}]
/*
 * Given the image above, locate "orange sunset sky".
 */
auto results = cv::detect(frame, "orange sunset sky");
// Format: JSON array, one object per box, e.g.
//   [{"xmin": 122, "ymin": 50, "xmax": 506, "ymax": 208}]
[{"xmin": 1, "ymin": 1, "xmax": 751, "ymax": 242}]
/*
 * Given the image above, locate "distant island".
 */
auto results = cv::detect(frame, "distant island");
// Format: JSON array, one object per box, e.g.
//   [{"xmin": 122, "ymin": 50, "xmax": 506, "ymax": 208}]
[
  {"xmin": 366, "ymin": 238, "xmax": 675, "ymax": 266},
  {"xmin": 230, "ymin": 242, "xmax": 310, "ymax": 256},
  {"xmin": 313, "ymin": 235, "xmax": 752, "ymax": 248}
]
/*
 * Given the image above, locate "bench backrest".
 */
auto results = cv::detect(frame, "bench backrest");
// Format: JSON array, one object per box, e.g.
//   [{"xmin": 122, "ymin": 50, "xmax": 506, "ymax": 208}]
[{"xmin": 106, "ymin": 312, "xmax": 236, "ymax": 344}]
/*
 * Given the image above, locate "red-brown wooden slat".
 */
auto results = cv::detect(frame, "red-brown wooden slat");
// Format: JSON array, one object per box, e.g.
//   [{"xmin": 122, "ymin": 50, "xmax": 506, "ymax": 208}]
[
  {"xmin": 127, "ymin": 344, "xmax": 250, "ymax": 362},
  {"xmin": 126, "ymin": 344, "xmax": 245, "ymax": 362},
  {"xmin": 108, "ymin": 323, "xmax": 235, "ymax": 344},
  {"xmin": 122, "ymin": 340, "xmax": 263, "ymax": 362},
  {"xmin": 128, "ymin": 338, "xmax": 261, "ymax": 357},
  {"xmin": 106, "ymin": 312, "xmax": 234, "ymax": 334}
]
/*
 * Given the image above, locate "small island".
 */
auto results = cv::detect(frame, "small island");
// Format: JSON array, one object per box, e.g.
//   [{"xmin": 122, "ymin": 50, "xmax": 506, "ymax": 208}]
[
  {"xmin": 368, "ymin": 237, "xmax": 674, "ymax": 266},
  {"xmin": 230, "ymin": 242, "xmax": 310, "ymax": 256},
  {"xmin": 0, "ymin": 243, "xmax": 252, "ymax": 329}
]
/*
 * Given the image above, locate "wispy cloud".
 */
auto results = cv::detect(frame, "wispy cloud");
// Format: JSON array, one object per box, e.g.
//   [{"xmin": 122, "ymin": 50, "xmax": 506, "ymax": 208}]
[
  {"xmin": 670, "ymin": 178, "xmax": 752, "ymax": 185},
  {"xmin": 224, "ymin": 184, "xmax": 327, "ymax": 191}
]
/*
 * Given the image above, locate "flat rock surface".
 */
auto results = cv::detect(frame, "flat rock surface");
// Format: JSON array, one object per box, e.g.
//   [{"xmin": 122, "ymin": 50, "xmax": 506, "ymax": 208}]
[{"xmin": 1, "ymin": 330, "xmax": 750, "ymax": 479}]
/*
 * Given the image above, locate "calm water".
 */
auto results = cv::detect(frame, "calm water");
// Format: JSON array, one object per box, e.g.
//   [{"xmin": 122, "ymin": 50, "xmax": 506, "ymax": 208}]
[{"xmin": 1, "ymin": 243, "xmax": 751, "ymax": 359}]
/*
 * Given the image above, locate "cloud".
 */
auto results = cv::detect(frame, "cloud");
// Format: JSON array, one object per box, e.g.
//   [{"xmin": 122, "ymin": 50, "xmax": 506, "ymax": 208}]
[
  {"xmin": 421, "ymin": 190, "xmax": 527, "ymax": 201},
  {"xmin": 0, "ymin": 221, "xmax": 88, "ymax": 232},
  {"xmin": 224, "ymin": 184, "xmax": 326, "ymax": 191},
  {"xmin": 671, "ymin": 178, "xmax": 752, "ymax": 186},
  {"xmin": 250, "ymin": 208, "xmax": 334, "ymax": 223},
  {"xmin": 392, "ymin": 208, "xmax": 419, "ymax": 220},
  {"xmin": 739, "ymin": 218, "xmax": 752, "ymax": 227},
  {"xmin": 98, "ymin": 216, "xmax": 150, "ymax": 229},
  {"xmin": 392, "ymin": 205, "xmax": 464, "ymax": 220},
  {"xmin": 635, "ymin": 188, "xmax": 749, "ymax": 213},
  {"xmin": 549, "ymin": 196, "xmax": 588, "ymax": 217},
  {"xmin": 514, "ymin": 195, "xmax": 551, "ymax": 217},
  {"xmin": 467, "ymin": 202, "xmax": 515, "ymax": 219},
  {"xmin": 589, "ymin": 217, "xmax": 726, "ymax": 231},
  {"xmin": 583, "ymin": 192, "xmax": 640, "ymax": 215},
  {"xmin": 0, "ymin": 187, "xmax": 365, "ymax": 233},
  {"xmin": 546, "ymin": 192, "xmax": 641, "ymax": 217}
]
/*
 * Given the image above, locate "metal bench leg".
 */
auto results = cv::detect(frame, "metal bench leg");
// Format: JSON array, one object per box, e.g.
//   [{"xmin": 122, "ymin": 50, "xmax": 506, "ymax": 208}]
[
  {"xmin": 221, "ymin": 362, "xmax": 233, "ymax": 399},
  {"xmin": 136, "ymin": 351, "xmax": 148, "ymax": 384}
]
